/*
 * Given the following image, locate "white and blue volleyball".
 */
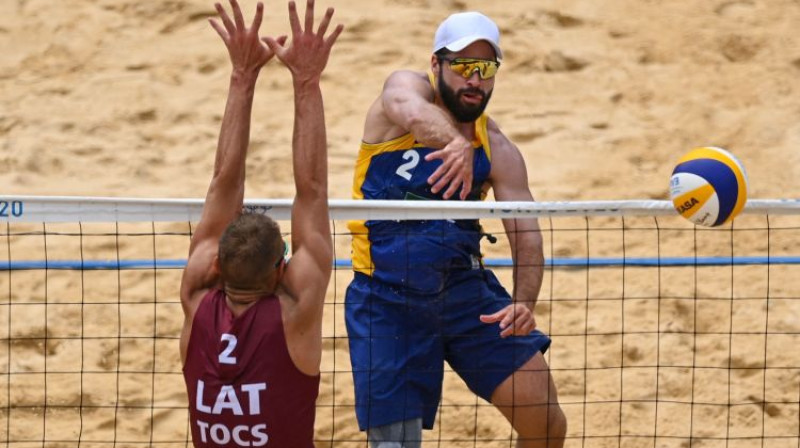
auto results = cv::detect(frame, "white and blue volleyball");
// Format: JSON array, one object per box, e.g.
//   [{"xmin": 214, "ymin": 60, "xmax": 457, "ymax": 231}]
[{"xmin": 669, "ymin": 147, "xmax": 748, "ymax": 227}]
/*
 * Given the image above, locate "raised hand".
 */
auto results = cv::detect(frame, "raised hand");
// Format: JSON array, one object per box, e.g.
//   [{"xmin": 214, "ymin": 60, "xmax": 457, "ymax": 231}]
[
  {"xmin": 263, "ymin": 0, "xmax": 344, "ymax": 83},
  {"xmin": 209, "ymin": 0, "xmax": 287, "ymax": 76},
  {"xmin": 480, "ymin": 303, "xmax": 536, "ymax": 338},
  {"xmin": 425, "ymin": 136, "xmax": 475, "ymax": 200}
]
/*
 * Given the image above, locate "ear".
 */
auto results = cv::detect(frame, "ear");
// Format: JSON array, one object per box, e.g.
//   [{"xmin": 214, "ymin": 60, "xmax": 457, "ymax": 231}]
[
  {"xmin": 431, "ymin": 54, "xmax": 441, "ymax": 73},
  {"xmin": 211, "ymin": 255, "xmax": 221, "ymax": 276},
  {"xmin": 270, "ymin": 259, "xmax": 286, "ymax": 291},
  {"xmin": 276, "ymin": 258, "xmax": 287, "ymax": 279}
]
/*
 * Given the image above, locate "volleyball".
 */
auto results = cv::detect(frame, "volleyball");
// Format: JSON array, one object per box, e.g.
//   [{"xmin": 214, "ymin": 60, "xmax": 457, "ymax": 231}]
[{"xmin": 669, "ymin": 146, "xmax": 749, "ymax": 227}]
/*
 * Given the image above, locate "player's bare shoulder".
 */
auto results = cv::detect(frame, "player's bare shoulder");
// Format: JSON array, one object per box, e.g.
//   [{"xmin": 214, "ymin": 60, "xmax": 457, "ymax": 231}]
[
  {"xmin": 365, "ymin": 70, "xmax": 433, "ymax": 144},
  {"xmin": 384, "ymin": 70, "xmax": 433, "ymax": 93},
  {"xmin": 487, "ymin": 117, "xmax": 528, "ymax": 183},
  {"xmin": 487, "ymin": 118, "xmax": 523, "ymax": 161}
]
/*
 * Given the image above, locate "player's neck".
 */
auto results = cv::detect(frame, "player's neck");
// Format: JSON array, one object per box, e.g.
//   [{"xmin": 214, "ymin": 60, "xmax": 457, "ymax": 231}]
[
  {"xmin": 225, "ymin": 296, "xmax": 258, "ymax": 317},
  {"xmin": 223, "ymin": 286, "xmax": 274, "ymax": 317},
  {"xmin": 455, "ymin": 121, "xmax": 476, "ymax": 140}
]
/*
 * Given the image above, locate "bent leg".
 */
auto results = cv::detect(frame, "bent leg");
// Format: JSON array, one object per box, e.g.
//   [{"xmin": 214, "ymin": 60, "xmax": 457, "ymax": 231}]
[
  {"xmin": 368, "ymin": 418, "xmax": 423, "ymax": 448},
  {"xmin": 491, "ymin": 352, "xmax": 566, "ymax": 448}
]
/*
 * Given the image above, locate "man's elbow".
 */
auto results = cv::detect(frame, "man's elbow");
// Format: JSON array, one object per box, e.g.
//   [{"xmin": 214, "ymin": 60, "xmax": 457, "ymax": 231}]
[{"xmin": 384, "ymin": 93, "xmax": 426, "ymax": 130}]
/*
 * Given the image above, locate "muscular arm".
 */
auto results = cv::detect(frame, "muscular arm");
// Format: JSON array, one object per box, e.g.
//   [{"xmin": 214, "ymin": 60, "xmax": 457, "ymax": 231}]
[
  {"xmin": 180, "ymin": 73, "xmax": 256, "ymax": 309},
  {"xmin": 488, "ymin": 120, "xmax": 544, "ymax": 311},
  {"xmin": 503, "ymin": 207, "xmax": 545, "ymax": 310},
  {"xmin": 364, "ymin": 70, "xmax": 474, "ymax": 199},
  {"xmin": 264, "ymin": 0, "xmax": 342, "ymax": 327},
  {"xmin": 180, "ymin": 0, "xmax": 279, "ymax": 362},
  {"xmin": 281, "ymin": 76, "xmax": 333, "ymax": 314},
  {"xmin": 367, "ymin": 71, "xmax": 466, "ymax": 147}
]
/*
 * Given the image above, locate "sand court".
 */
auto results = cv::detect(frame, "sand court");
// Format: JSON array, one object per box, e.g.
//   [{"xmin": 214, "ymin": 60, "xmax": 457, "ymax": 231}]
[{"xmin": 2, "ymin": 0, "xmax": 800, "ymax": 446}]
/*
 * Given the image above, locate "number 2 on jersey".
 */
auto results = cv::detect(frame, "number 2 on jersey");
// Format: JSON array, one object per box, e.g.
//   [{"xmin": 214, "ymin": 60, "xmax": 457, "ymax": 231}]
[
  {"xmin": 219, "ymin": 333, "xmax": 237, "ymax": 365},
  {"xmin": 395, "ymin": 149, "xmax": 420, "ymax": 181}
]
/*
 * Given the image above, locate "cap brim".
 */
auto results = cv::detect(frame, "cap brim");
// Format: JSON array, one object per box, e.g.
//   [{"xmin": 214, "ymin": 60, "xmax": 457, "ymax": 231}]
[{"xmin": 442, "ymin": 35, "xmax": 503, "ymax": 61}]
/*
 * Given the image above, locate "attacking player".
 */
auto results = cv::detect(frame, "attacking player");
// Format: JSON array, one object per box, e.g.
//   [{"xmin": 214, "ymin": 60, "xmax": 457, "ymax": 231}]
[{"xmin": 345, "ymin": 11, "xmax": 567, "ymax": 448}]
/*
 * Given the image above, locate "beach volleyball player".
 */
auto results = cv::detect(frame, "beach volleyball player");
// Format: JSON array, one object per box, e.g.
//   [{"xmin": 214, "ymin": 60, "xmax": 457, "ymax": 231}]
[
  {"xmin": 345, "ymin": 11, "xmax": 567, "ymax": 448},
  {"xmin": 179, "ymin": 0, "xmax": 341, "ymax": 446}
]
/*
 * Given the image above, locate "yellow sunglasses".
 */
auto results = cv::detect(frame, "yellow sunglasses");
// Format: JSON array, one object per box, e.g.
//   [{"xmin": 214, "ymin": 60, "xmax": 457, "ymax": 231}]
[{"xmin": 441, "ymin": 57, "xmax": 500, "ymax": 80}]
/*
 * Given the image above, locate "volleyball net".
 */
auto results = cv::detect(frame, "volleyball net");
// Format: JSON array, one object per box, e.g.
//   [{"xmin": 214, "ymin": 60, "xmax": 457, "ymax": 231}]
[{"xmin": 1, "ymin": 195, "xmax": 799, "ymax": 447}]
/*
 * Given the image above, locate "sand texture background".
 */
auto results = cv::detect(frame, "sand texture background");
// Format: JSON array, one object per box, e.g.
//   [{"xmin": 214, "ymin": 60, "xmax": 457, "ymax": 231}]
[{"xmin": 1, "ymin": 0, "xmax": 800, "ymax": 446}]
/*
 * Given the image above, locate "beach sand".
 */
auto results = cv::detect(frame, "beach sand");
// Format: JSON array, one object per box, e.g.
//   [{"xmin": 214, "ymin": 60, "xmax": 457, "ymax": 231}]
[{"xmin": 1, "ymin": 0, "xmax": 800, "ymax": 446}]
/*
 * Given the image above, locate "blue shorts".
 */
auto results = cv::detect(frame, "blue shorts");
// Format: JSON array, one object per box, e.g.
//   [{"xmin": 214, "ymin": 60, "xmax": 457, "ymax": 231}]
[{"xmin": 345, "ymin": 269, "xmax": 551, "ymax": 431}]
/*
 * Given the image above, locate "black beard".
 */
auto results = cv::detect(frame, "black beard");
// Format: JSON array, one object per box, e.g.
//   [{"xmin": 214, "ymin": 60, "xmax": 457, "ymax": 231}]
[{"xmin": 438, "ymin": 67, "xmax": 493, "ymax": 123}]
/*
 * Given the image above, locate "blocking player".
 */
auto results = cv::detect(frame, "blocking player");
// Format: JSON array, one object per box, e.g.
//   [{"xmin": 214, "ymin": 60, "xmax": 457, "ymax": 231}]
[{"xmin": 179, "ymin": 0, "xmax": 341, "ymax": 446}]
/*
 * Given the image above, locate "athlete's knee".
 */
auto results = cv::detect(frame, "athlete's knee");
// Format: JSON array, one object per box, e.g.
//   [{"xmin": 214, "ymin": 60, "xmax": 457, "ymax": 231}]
[
  {"xmin": 547, "ymin": 403, "xmax": 567, "ymax": 439},
  {"xmin": 368, "ymin": 419, "xmax": 423, "ymax": 448},
  {"xmin": 513, "ymin": 403, "xmax": 567, "ymax": 447}
]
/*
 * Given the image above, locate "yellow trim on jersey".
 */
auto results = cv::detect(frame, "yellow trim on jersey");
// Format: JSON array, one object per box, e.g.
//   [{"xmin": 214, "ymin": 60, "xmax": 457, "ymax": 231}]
[
  {"xmin": 475, "ymin": 115, "xmax": 491, "ymax": 161},
  {"xmin": 349, "ymin": 220, "xmax": 372, "ymax": 275},
  {"xmin": 349, "ymin": 75, "xmax": 494, "ymax": 275},
  {"xmin": 351, "ymin": 136, "xmax": 426, "ymax": 275},
  {"xmin": 360, "ymin": 133, "xmax": 416, "ymax": 155},
  {"xmin": 349, "ymin": 146, "xmax": 370, "ymax": 275},
  {"xmin": 350, "ymin": 134, "xmax": 434, "ymax": 275}
]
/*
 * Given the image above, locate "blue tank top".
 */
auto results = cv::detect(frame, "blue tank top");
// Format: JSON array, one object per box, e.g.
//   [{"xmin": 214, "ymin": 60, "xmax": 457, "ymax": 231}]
[{"xmin": 348, "ymin": 114, "xmax": 493, "ymax": 294}]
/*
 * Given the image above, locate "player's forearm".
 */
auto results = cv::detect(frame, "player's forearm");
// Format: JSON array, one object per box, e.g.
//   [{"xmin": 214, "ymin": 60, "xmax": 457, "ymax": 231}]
[
  {"xmin": 211, "ymin": 73, "xmax": 258, "ymax": 192},
  {"xmin": 409, "ymin": 105, "xmax": 466, "ymax": 148},
  {"xmin": 292, "ymin": 78, "xmax": 328, "ymax": 201},
  {"xmin": 507, "ymin": 221, "xmax": 545, "ymax": 310},
  {"xmin": 513, "ymin": 256, "xmax": 544, "ymax": 311},
  {"xmin": 388, "ymin": 94, "xmax": 467, "ymax": 149},
  {"xmin": 289, "ymin": 77, "xmax": 333, "ymax": 262}
]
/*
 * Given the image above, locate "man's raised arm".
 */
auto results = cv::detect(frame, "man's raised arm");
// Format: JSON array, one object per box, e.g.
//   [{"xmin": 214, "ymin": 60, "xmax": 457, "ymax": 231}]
[
  {"xmin": 264, "ymin": 0, "xmax": 343, "ymax": 307},
  {"xmin": 181, "ymin": 0, "xmax": 284, "ymax": 309}
]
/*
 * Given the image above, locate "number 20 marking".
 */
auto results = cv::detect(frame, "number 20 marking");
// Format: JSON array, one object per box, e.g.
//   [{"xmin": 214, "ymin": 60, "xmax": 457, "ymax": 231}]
[
  {"xmin": 0, "ymin": 201, "xmax": 23, "ymax": 218},
  {"xmin": 219, "ymin": 333, "xmax": 237, "ymax": 365},
  {"xmin": 395, "ymin": 150, "xmax": 420, "ymax": 181}
]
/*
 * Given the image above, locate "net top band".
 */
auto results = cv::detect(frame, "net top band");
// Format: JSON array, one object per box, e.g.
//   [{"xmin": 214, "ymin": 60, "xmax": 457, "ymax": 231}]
[{"xmin": 0, "ymin": 195, "xmax": 798, "ymax": 223}]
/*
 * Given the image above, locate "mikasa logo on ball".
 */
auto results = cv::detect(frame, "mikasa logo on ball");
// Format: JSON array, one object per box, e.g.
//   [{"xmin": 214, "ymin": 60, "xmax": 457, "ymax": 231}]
[{"xmin": 675, "ymin": 197, "xmax": 699, "ymax": 214}]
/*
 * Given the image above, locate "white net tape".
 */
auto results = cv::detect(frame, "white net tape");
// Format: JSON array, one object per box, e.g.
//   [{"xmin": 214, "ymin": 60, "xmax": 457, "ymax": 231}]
[{"xmin": 1, "ymin": 195, "xmax": 799, "ymax": 223}]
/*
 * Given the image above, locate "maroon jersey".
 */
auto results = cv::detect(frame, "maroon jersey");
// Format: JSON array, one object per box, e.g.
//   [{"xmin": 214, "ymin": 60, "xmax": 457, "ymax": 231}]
[{"xmin": 183, "ymin": 289, "xmax": 320, "ymax": 447}]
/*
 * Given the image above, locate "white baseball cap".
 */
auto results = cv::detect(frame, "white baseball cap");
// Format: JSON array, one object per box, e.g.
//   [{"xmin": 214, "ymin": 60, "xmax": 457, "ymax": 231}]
[{"xmin": 432, "ymin": 12, "xmax": 503, "ymax": 61}]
